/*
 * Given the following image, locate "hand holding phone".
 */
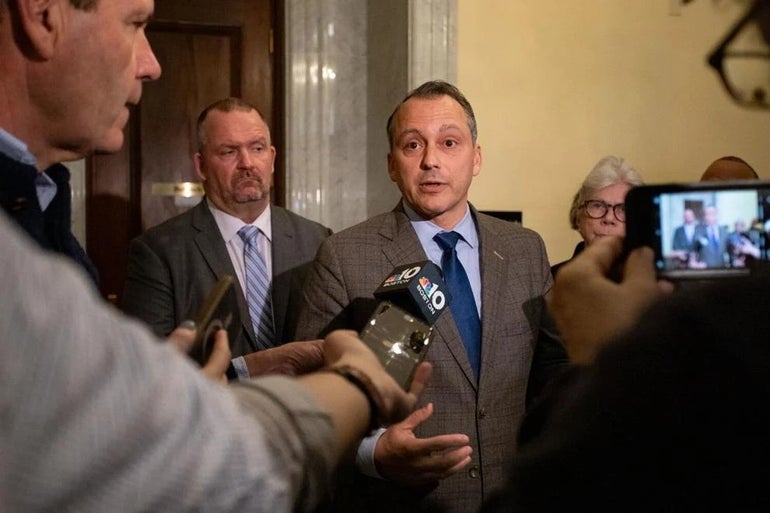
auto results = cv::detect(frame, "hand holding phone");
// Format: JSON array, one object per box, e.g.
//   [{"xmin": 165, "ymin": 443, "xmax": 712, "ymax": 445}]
[
  {"xmin": 551, "ymin": 237, "xmax": 672, "ymax": 364},
  {"xmin": 625, "ymin": 180, "xmax": 770, "ymax": 280},
  {"xmin": 191, "ymin": 275, "xmax": 235, "ymax": 365}
]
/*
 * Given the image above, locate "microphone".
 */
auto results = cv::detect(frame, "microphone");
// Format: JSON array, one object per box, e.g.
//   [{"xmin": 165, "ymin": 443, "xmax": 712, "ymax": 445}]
[
  {"xmin": 373, "ymin": 261, "xmax": 447, "ymax": 324},
  {"xmin": 360, "ymin": 261, "xmax": 447, "ymax": 388}
]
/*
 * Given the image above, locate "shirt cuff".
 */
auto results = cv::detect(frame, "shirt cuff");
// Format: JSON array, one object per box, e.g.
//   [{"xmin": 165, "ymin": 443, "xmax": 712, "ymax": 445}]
[
  {"xmin": 355, "ymin": 427, "xmax": 387, "ymax": 479},
  {"xmin": 231, "ymin": 356, "xmax": 250, "ymax": 380}
]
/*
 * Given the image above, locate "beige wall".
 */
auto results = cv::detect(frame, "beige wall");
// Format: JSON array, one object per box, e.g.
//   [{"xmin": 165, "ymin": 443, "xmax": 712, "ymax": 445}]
[{"xmin": 457, "ymin": 0, "xmax": 769, "ymax": 265}]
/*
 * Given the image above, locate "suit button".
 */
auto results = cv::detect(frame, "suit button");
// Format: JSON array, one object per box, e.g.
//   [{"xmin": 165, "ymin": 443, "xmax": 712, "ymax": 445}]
[
  {"xmin": 478, "ymin": 407, "xmax": 487, "ymax": 419},
  {"xmin": 469, "ymin": 466, "xmax": 479, "ymax": 479}
]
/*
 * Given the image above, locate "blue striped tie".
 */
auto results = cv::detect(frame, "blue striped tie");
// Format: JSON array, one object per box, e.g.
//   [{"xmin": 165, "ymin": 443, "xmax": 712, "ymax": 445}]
[
  {"xmin": 238, "ymin": 226, "xmax": 275, "ymax": 350},
  {"xmin": 434, "ymin": 231, "xmax": 481, "ymax": 380}
]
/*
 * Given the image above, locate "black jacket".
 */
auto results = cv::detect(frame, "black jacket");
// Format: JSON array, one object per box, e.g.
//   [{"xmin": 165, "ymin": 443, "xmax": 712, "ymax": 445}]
[{"xmin": 0, "ymin": 152, "xmax": 98, "ymax": 285}]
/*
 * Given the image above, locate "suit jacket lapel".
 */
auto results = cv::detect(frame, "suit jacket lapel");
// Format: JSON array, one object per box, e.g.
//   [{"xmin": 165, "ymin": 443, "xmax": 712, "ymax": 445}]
[
  {"xmin": 269, "ymin": 206, "xmax": 294, "ymax": 343},
  {"xmin": 378, "ymin": 205, "xmax": 427, "ymax": 268},
  {"xmin": 382, "ymin": 204, "xmax": 478, "ymax": 390},
  {"xmin": 191, "ymin": 200, "xmax": 257, "ymax": 352},
  {"xmin": 475, "ymin": 212, "xmax": 507, "ymax": 391}
]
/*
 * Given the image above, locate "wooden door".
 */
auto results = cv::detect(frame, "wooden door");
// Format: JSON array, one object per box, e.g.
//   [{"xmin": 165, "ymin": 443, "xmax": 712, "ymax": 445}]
[{"xmin": 86, "ymin": 0, "xmax": 282, "ymax": 302}]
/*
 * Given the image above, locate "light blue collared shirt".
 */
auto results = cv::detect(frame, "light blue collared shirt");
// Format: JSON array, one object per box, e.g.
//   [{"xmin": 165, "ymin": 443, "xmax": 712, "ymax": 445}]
[
  {"xmin": 34, "ymin": 172, "xmax": 57, "ymax": 211},
  {"xmin": 207, "ymin": 200, "xmax": 273, "ymax": 380},
  {"xmin": 0, "ymin": 127, "xmax": 57, "ymax": 211},
  {"xmin": 403, "ymin": 201, "xmax": 482, "ymax": 316},
  {"xmin": 207, "ymin": 200, "xmax": 273, "ymax": 290},
  {"xmin": 0, "ymin": 127, "xmax": 37, "ymax": 167}
]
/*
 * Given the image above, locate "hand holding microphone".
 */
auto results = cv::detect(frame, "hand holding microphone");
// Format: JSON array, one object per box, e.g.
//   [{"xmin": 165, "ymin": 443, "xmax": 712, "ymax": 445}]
[{"xmin": 360, "ymin": 261, "xmax": 447, "ymax": 389}]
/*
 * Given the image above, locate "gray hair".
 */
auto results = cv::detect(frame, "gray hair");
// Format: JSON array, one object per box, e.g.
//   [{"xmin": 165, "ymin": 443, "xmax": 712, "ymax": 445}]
[
  {"xmin": 386, "ymin": 80, "xmax": 478, "ymax": 148},
  {"xmin": 569, "ymin": 155, "xmax": 645, "ymax": 229}
]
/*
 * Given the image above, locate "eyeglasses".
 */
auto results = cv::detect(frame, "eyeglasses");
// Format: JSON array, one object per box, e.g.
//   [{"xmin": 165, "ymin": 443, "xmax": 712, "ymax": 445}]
[
  {"xmin": 582, "ymin": 200, "xmax": 626, "ymax": 222},
  {"xmin": 707, "ymin": 0, "xmax": 770, "ymax": 109}
]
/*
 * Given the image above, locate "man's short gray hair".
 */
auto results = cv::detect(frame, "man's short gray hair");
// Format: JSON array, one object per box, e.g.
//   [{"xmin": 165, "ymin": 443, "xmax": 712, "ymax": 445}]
[{"xmin": 386, "ymin": 80, "xmax": 478, "ymax": 148}]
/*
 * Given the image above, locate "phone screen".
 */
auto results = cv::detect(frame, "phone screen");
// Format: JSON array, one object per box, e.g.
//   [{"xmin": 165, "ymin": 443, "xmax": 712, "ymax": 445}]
[
  {"xmin": 359, "ymin": 302, "xmax": 433, "ymax": 390},
  {"xmin": 626, "ymin": 182, "xmax": 770, "ymax": 279},
  {"xmin": 191, "ymin": 275, "xmax": 235, "ymax": 364}
]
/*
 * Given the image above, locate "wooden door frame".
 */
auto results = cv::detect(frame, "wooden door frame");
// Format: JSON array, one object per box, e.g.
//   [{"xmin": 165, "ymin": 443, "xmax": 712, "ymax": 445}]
[
  {"xmin": 85, "ymin": 0, "xmax": 283, "ymax": 301},
  {"xmin": 272, "ymin": 0, "xmax": 286, "ymax": 206}
]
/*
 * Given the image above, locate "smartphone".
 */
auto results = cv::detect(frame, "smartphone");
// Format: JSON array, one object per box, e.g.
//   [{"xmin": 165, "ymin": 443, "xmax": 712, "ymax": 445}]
[
  {"xmin": 191, "ymin": 275, "xmax": 235, "ymax": 364},
  {"xmin": 359, "ymin": 301, "xmax": 434, "ymax": 389},
  {"xmin": 625, "ymin": 180, "xmax": 770, "ymax": 280}
]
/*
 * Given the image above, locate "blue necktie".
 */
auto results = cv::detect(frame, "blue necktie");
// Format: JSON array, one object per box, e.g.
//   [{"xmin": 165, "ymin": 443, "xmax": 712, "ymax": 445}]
[
  {"xmin": 238, "ymin": 226, "xmax": 275, "ymax": 350},
  {"xmin": 434, "ymin": 231, "xmax": 481, "ymax": 379}
]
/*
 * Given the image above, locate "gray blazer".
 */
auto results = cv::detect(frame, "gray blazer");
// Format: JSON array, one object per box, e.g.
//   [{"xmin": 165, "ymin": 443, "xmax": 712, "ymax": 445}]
[
  {"xmin": 121, "ymin": 200, "xmax": 331, "ymax": 358},
  {"xmin": 295, "ymin": 203, "xmax": 556, "ymax": 513}
]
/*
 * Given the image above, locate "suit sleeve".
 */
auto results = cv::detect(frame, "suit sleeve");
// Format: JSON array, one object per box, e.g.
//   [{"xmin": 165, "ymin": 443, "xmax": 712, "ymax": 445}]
[
  {"xmin": 121, "ymin": 237, "xmax": 177, "ymax": 337},
  {"xmin": 527, "ymin": 233, "xmax": 569, "ymax": 408},
  {"xmin": 294, "ymin": 236, "xmax": 352, "ymax": 340}
]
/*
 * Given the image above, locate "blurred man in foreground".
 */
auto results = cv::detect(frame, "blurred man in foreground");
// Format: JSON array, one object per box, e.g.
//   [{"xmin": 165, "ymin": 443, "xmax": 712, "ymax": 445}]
[{"xmin": 0, "ymin": 1, "xmax": 428, "ymax": 511}]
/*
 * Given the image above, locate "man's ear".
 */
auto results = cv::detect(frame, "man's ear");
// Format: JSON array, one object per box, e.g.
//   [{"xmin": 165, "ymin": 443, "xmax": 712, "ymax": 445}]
[
  {"xmin": 472, "ymin": 144, "xmax": 482, "ymax": 177},
  {"xmin": 13, "ymin": 0, "xmax": 63, "ymax": 60},
  {"xmin": 193, "ymin": 153, "xmax": 207, "ymax": 181},
  {"xmin": 387, "ymin": 152, "xmax": 397, "ymax": 183}
]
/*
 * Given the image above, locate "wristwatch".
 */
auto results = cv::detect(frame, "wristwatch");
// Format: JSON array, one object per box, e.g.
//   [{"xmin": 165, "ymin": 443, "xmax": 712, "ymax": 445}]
[{"xmin": 325, "ymin": 364, "xmax": 386, "ymax": 432}]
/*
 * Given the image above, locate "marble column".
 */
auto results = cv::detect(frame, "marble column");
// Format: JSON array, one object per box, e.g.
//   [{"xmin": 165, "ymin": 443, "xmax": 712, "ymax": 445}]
[
  {"xmin": 409, "ymin": 0, "xmax": 458, "ymax": 88},
  {"xmin": 285, "ymin": 0, "xmax": 457, "ymax": 231},
  {"xmin": 285, "ymin": 0, "xmax": 368, "ymax": 232},
  {"xmin": 67, "ymin": 160, "xmax": 87, "ymax": 246}
]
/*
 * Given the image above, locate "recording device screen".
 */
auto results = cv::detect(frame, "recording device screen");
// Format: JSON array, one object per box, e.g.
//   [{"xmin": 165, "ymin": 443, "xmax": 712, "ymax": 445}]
[
  {"xmin": 360, "ymin": 302, "xmax": 433, "ymax": 390},
  {"xmin": 359, "ymin": 261, "xmax": 446, "ymax": 389},
  {"xmin": 191, "ymin": 275, "xmax": 235, "ymax": 364},
  {"xmin": 625, "ymin": 182, "xmax": 770, "ymax": 279}
]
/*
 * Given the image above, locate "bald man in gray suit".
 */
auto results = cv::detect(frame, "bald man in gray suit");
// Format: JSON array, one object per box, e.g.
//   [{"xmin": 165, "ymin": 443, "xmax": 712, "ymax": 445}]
[
  {"xmin": 295, "ymin": 81, "xmax": 564, "ymax": 513},
  {"xmin": 122, "ymin": 98, "xmax": 330, "ymax": 376}
]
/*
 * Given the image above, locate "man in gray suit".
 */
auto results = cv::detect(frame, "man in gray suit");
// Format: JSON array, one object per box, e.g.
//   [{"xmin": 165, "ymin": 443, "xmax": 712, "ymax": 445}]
[
  {"xmin": 295, "ymin": 81, "xmax": 564, "ymax": 512},
  {"xmin": 122, "ymin": 97, "xmax": 331, "ymax": 377},
  {"xmin": 692, "ymin": 205, "xmax": 730, "ymax": 268}
]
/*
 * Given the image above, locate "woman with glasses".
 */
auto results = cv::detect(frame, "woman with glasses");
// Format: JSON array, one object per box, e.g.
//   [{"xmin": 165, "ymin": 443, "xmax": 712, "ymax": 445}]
[{"xmin": 551, "ymin": 156, "xmax": 644, "ymax": 277}]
